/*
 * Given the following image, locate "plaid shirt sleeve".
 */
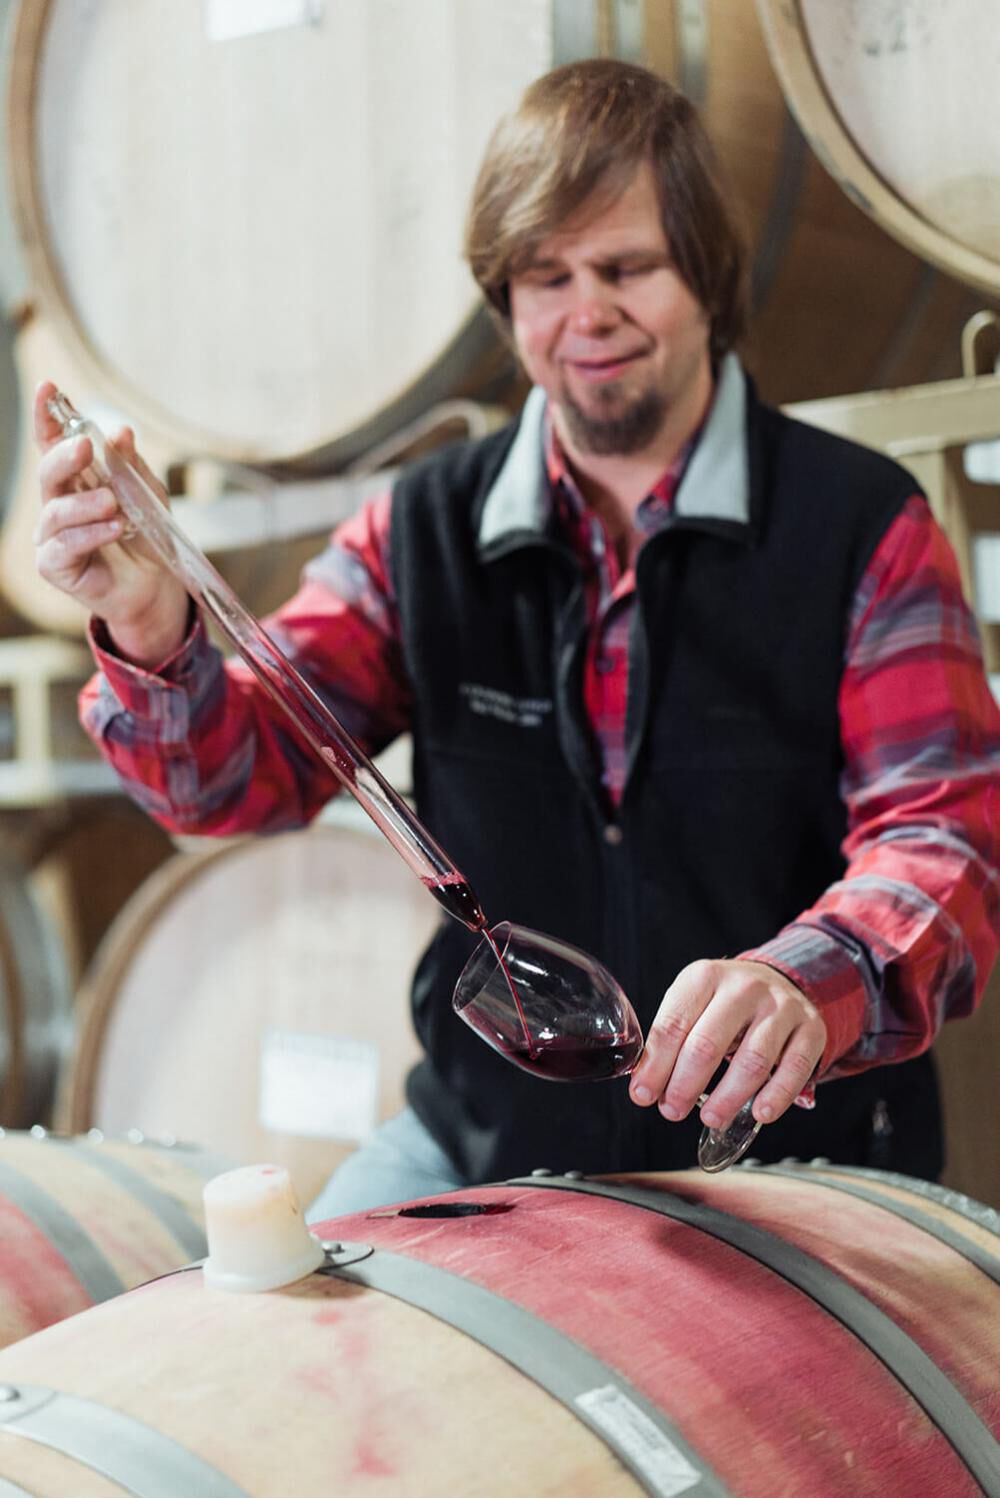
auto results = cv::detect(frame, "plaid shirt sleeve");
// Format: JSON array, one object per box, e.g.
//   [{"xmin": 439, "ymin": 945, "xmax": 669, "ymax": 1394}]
[
  {"xmin": 79, "ymin": 490, "xmax": 412, "ymax": 834},
  {"xmin": 743, "ymin": 494, "xmax": 1000, "ymax": 1079}
]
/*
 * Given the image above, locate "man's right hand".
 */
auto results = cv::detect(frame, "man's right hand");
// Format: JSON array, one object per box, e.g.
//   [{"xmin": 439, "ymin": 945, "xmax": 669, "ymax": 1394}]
[{"xmin": 34, "ymin": 379, "xmax": 190, "ymax": 666}]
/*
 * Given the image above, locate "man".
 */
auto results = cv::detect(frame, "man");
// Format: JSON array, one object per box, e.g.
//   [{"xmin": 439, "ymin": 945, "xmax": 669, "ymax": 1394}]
[{"xmin": 35, "ymin": 60, "xmax": 1000, "ymax": 1217}]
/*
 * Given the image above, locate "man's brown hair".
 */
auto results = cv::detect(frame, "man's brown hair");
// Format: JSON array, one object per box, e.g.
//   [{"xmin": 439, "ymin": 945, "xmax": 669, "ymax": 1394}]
[{"xmin": 465, "ymin": 58, "xmax": 747, "ymax": 360}]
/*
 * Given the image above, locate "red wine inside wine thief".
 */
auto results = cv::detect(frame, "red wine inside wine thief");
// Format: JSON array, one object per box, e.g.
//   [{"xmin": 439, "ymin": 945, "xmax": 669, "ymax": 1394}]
[{"xmin": 422, "ymin": 874, "xmax": 488, "ymax": 931}]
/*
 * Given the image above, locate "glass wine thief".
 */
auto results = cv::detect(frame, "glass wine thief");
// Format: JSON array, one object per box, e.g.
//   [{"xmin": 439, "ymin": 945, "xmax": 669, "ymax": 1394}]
[
  {"xmin": 46, "ymin": 391, "xmax": 487, "ymax": 932},
  {"xmin": 49, "ymin": 392, "xmax": 767, "ymax": 1172}
]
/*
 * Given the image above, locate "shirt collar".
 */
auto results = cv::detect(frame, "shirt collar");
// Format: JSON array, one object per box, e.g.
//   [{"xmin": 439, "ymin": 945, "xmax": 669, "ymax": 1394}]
[
  {"xmin": 477, "ymin": 353, "xmax": 752, "ymax": 552},
  {"xmin": 544, "ymin": 414, "xmax": 692, "ymax": 537}
]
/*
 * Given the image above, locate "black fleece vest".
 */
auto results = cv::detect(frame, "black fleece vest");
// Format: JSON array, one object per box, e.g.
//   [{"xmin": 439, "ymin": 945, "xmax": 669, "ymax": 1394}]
[{"xmin": 390, "ymin": 384, "xmax": 942, "ymax": 1183}]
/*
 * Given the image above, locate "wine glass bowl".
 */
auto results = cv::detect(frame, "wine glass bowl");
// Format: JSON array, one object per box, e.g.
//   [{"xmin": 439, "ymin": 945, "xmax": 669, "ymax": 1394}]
[
  {"xmin": 452, "ymin": 920, "xmax": 768, "ymax": 1171},
  {"xmin": 452, "ymin": 922, "xmax": 644, "ymax": 1082}
]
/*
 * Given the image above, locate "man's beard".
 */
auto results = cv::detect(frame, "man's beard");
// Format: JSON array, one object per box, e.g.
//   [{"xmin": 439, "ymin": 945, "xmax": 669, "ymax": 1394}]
[{"xmin": 559, "ymin": 381, "xmax": 667, "ymax": 456}]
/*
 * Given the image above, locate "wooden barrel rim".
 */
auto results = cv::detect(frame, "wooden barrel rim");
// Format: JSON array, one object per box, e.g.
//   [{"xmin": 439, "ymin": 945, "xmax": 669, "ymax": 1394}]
[
  {"xmin": 57, "ymin": 844, "xmax": 248, "ymax": 1132},
  {"xmin": 56, "ymin": 820, "xmax": 437, "ymax": 1197},
  {"xmin": 57, "ymin": 837, "xmax": 251, "ymax": 1133},
  {"xmin": 756, "ymin": 0, "xmax": 1000, "ymax": 301}
]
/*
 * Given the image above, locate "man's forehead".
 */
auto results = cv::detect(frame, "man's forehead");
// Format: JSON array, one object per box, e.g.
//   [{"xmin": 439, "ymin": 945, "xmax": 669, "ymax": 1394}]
[
  {"xmin": 523, "ymin": 162, "xmax": 669, "ymax": 264},
  {"xmin": 525, "ymin": 217, "xmax": 670, "ymax": 267}
]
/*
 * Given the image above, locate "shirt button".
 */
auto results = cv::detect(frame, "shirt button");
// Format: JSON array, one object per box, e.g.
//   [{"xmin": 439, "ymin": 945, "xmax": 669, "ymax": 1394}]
[
  {"xmin": 604, "ymin": 825, "xmax": 624, "ymax": 846},
  {"xmin": 595, "ymin": 656, "xmax": 616, "ymax": 675}
]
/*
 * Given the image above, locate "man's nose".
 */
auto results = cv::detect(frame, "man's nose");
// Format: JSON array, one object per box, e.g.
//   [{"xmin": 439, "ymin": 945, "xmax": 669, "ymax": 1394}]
[{"xmin": 567, "ymin": 277, "xmax": 620, "ymax": 335}]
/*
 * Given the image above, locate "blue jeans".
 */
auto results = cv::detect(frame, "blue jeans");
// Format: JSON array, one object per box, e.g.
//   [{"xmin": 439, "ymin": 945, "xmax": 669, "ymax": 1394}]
[{"xmin": 305, "ymin": 1108, "xmax": 468, "ymax": 1224}]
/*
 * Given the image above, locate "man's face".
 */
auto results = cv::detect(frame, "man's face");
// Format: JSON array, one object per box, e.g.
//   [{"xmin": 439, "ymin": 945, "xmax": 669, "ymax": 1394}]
[{"xmin": 508, "ymin": 161, "xmax": 712, "ymax": 457}]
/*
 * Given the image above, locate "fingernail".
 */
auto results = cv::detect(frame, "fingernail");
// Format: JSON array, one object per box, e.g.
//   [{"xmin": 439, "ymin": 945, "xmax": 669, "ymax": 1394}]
[
  {"xmin": 660, "ymin": 1102, "xmax": 681, "ymax": 1121},
  {"xmin": 757, "ymin": 1103, "xmax": 774, "ymax": 1122},
  {"xmin": 631, "ymin": 1084, "xmax": 651, "ymax": 1102}
]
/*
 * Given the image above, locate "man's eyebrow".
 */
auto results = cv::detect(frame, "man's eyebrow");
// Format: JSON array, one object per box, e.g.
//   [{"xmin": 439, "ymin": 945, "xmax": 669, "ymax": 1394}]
[
  {"xmin": 519, "ymin": 254, "xmax": 567, "ymax": 272},
  {"xmin": 520, "ymin": 247, "xmax": 669, "ymax": 272},
  {"xmin": 595, "ymin": 248, "xmax": 671, "ymax": 266}
]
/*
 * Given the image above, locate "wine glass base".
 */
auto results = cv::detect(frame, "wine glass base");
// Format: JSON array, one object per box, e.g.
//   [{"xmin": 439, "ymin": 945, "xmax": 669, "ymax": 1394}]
[{"xmin": 697, "ymin": 1096, "xmax": 762, "ymax": 1173}]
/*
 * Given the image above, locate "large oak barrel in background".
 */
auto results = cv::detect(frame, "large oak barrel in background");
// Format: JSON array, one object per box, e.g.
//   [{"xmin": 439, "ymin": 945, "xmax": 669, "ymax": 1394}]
[
  {"xmin": 56, "ymin": 820, "xmax": 439, "ymax": 1208},
  {"xmin": 638, "ymin": 0, "xmax": 988, "ymax": 403},
  {"xmin": 2, "ymin": 0, "xmax": 986, "ymax": 475},
  {"xmin": 4, "ymin": 0, "xmax": 561, "ymax": 471},
  {"xmin": 757, "ymin": 0, "xmax": 1000, "ymax": 306},
  {"xmin": 0, "ymin": 1164, "xmax": 996, "ymax": 1495},
  {"xmin": 0, "ymin": 0, "xmax": 989, "ymax": 640},
  {"xmin": 0, "ymin": 1128, "xmax": 222, "ymax": 1352}
]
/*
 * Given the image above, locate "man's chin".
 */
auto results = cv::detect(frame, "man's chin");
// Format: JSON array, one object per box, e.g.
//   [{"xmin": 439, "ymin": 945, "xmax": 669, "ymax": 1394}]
[{"xmin": 560, "ymin": 388, "xmax": 666, "ymax": 457}]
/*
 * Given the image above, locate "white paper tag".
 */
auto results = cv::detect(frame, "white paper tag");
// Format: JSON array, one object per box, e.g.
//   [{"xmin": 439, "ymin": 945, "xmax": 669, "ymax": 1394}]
[
  {"xmin": 575, "ymin": 1386, "xmax": 702, "ymax": 1497},
  {"xmin": 204, "ymin": 0, "xmax": 324, "ymax": 43},
  {"xmin": 259, "ymin": 1029, "xmax": 379, "ymax": 1141}
]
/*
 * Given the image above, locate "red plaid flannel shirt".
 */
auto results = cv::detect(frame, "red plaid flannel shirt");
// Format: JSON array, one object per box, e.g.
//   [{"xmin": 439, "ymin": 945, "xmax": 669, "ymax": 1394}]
[{"xmin": 82, "ymin": 426, "xmax": 1000, "ymax": 1080}]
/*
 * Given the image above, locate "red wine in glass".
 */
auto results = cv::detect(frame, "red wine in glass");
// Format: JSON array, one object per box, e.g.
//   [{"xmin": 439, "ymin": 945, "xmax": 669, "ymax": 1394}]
[
  {"xmin": 452, "ymin": 922, "xmax": 644, "ymax": 1083},
  {"xmin": 504, "ymin": 1033, "xmax": 644, "ymax": 1082}
]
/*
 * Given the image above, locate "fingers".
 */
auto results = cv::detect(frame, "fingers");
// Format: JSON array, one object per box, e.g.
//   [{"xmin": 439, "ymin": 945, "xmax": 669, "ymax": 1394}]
[
  {"xmin": 38, "ymin": 429, "xmax": 95, "ymax": 501},
  {"xmin": 33, "ymin": 379, "xmax": 65, "ymax": 450},
  {"xmin": 629, "ymin": 960, "xmax": 721, "ymax": 1115},
  {"xmin": 750, "ymin": 1038, "xmax": 821, "ymax": 1124},
  {"xmin": 629, "ymin": 959, "xmax": 826, "ymax": 1129},
  {"xmin": 35, "ymin": 493, "xmax": 125, "ymax": 594}
]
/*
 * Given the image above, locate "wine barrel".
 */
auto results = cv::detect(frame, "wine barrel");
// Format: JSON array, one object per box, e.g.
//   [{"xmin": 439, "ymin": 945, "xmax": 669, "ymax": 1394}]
[
  {"xmin": 5, "ymin": 0, "xmax": 982, "ymax": 487},
  {"xmin": 757, "ymin": 0, "xmax": 1000, "ymax": 303},
  {"xmin": 4, "ymin": 0, "xmax": 565, "ymax": 469},
  {"xmin": 57, "ymin": 820, "xmax": 440, "ymax": 1207},
  {"xmin": 0, "ymin": 1163, "xmax": 996, "ymax": 1495},
  {"xmin": 0, "ymin": 858, "xmax": 73, "ymax": 1128},
  {"xmin": 638, "ymin": 0, "xmax": 985, "ymax": 404},
  {"xmin": 0, "ymin": 1128, "xmax": 223, "ymax": 1352}
]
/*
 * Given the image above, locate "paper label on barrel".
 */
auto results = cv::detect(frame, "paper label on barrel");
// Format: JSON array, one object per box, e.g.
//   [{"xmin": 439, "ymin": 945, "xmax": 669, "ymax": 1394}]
[
  {"xmin": 259, "ymin": 1029, "xmax": 379, "ymax": 1140},
  {"xmin": 204, "ymin": 0, "xmax": 324, "ymax": 43},
  {"xmin": 575, "ymin": 1386, "xmax": 702, "ymax": 1496}
]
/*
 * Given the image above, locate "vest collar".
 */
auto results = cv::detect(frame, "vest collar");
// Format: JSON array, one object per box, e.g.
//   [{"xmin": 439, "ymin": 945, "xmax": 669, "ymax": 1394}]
[{"xmin": 476, "ymin": 353, "xmax": 753, "ymax": 555}]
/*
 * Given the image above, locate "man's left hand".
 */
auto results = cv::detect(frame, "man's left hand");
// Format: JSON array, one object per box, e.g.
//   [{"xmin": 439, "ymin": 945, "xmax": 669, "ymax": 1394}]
[{"xmin": 628, "ymin": 958, "xmax": 826, "ymax": 1129}]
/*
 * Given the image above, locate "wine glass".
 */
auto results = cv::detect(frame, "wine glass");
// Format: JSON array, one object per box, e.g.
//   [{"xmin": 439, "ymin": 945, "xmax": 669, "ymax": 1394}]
[{"xmin": 452, "ymin": 921, "xmax": 762, "ymax": 1170}]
